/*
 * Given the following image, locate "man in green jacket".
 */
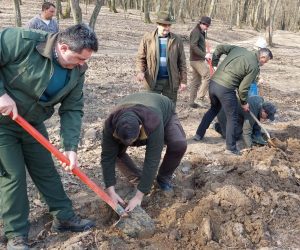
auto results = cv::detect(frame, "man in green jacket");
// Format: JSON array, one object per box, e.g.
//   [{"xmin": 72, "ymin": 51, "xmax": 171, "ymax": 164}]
[
  {"xmin": 214, "ymin": 96, "xmax": 276, "ymax": 147},
  {"xmin": 0, "ymin": 24, "xmax": 98, "ymax": 249},
  {"xmin": 193, "ymin": 45, "xmax": 273, "ymax": 155},
  {"xmin": 101, "ymin": 92, "xmax": 187, "ymax": 212},
  {"xmin": 189, "ymin": 16, "xmax": 212, "ymax": 108},
  {"xmin": 136, "ymin": 12, "xmax": 187, "ymax": 104}
]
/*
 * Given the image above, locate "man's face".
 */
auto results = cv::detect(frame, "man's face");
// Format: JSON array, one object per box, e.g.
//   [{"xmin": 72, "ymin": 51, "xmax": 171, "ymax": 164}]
[
  {"xmin": 57, "ymin": 44, "xmax": 93, "ymax": 69},
  {"xmin": 157, "ymin": 23, "xmax": 171, "ymax": 37},
  {"xmin": 260, "ymin": 109, "xmax": 269, "ymax": 122},
  {"xmin": 43, "ymin": 6, "xmax": 56, "ymax": 20},
  {"xmin": 259, "ymin": 56, "xmax": 269, "ymax": 66},
  {"xmin": 199, "ymin": 23, "xmax": 209, "ymax": 31}
]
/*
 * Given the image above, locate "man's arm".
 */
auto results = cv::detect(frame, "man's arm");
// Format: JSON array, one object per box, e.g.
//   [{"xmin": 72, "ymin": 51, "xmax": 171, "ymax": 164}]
[
  {"xmin": 136, "ymin": 35, "xmax": 148, "ymax": 77},
  {"xmin": 178, "ymin": 38, "xmax": 187, "ymax": 87},
  {"xmin": 212, "ymin": 44, "xmax": 237, "ymax": 66},
  {"xmin": 190, "ymin": 29, "xmax": 206, "ymax": 59}
]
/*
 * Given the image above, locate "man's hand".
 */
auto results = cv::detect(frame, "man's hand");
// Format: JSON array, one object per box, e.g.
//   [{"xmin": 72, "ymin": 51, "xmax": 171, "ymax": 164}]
[
  {"xmin": 0, "ymin": 93, "xmax": 18, "ymax": 120},
  {"xmin": 242, "ymin": 103, "xmax": 250, "ymax": 112},
  {"xmin": 179, "ymin": 83, "xmax": 187, "ymax": 92},
  {"xmin": 125, "ymin": 190, "xmax": 144, "ymax": 212},
  {"xmin": 106, "ymin": 186, "xmax": 126, "ymax": 206},
  {"xmin": 205, "ymin": 53, "xmax": 212, "ymax": 60},
  {"xmin": 136, "ymin": 72, "xmax": 145, "ymax": 82},
  {"xmin": 60, "ymin": 151, "xmax": 79, "ymax": 171}
]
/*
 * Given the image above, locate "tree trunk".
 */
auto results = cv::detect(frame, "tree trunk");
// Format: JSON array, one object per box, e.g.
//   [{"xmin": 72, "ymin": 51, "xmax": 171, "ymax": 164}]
[
  {"xmin": 178, "ymin": 0, "xmax": 185, "ymax": 23},
  {"xmin": 266, "ymin": 0, "xmax": 280, "ymax": 46},
  {"xmin": 236, "ymin": 0, "xmax": 241, "ymax": 28},
  {"xmin": 242, "ymin": 0, "xmax": 251, "ymax": 23},
  {"xmin": 144, "ymin": 0, "xmax": 151, "ymax": 23},
  {"xmin": 56, "ymin": 0, "xmax": 61, "ymax": 24},
  {"xmin": 229, "ymin": 0, "xmax": 234, "ymax": 30},
  {"xmin": 89, "ymin": 0, "xmax": 104, "ymax": 30},
  {"xmin": 252, "ymin": 0, "xmax": 262, "ymax": 30},
  {"xmin": 13, "ymin": 0, "xmax": 22, "ymax": 27},
  {"xmin": 156, "ymin": 0, "xmax": 161, "ymax": 14},
  {"xmin": 208, "ymin": 0, "xmax": 216, "ymax": 17},
  {"xmin": 61, "ymin": 0, "xmax": 71, "ymax": 19},
  {"xmin": 167, "ymin": 0, "xmax": 174, "ymax": 17},
  {"xmin": 110, "ymin": 0, "xmax": 118, "ymax": 13},
  {"xmin": 70, "ymin": 0, "xmax": 82, "ymax": 24}
]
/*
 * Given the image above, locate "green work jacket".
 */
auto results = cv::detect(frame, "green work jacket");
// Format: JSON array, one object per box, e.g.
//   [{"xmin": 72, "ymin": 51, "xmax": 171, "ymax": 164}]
[
  {"xmin": 212, "ymin": 45, "xmax": 260, "ymax": 104},
  {"xmin": 101, "ymin": 92, "xmax": 175, "ymax": 194},
  {"xmin": 0, "ymin": 28, "xmax": 87, "ymax": 151}
]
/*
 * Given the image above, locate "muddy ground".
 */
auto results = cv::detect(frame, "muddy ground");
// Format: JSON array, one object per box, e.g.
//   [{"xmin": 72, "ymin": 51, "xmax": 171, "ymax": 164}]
[{"xmin": 0, "ymin": 1, "xmax": 300, "ymax": 249}]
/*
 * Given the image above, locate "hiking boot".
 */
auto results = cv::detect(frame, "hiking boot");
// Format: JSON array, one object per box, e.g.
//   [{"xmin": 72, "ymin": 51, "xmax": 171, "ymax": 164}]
[
  {"xmin": 189, "ymin": 102, "xmax": 200, "ymax": 109},
  {"xmin": 7, "ymin": 236, "xmax": 29, "ymax": 250},
  {"xmin": 224, "ymin": 149, "xmax": 241, "ymax": 156},
  {"xmin": 157, "ymin": 179, "xmax": 173, "ymax": 192},
  {"xmin": 252, "ymin": 135, "xmax": 267, "ymax": 145},
  {"xmin": 192, "ymin": 134, "xmax": 203, "ymax": 141},
  {"xmin": 51, "ymin": 215, "xmax": 95, "ymax": 233}
]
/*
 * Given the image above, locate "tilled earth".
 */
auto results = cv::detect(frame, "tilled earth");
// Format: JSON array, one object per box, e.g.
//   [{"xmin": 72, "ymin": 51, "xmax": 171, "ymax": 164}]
[{"xmin": 0, "ymin": 1, "xmax": 300, "ymax": 249}]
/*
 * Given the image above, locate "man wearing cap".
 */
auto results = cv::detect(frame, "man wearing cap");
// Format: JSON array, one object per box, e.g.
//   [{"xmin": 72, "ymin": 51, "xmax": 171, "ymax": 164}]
[
  {"xmin": 101, "ymin": 92, "xmax": 187, "ymax": 212},
  {"xmin": 136, "ymin": 12, "xmax": 187, "ymax": 104},
  {"xmin": 189, "ymin": 16, "xmax": 212, "ymax": 108},
  {"xmin": 214, "ymin": 96, "xmax": 276, "ymax": 148},
  {"xmin": 193, "ymin": 45, "xmax": 273, "ymax": 155}
]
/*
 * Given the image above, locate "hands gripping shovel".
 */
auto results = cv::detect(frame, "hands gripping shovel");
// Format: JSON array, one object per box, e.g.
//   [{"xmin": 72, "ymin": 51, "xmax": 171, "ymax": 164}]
[{"xmin": 9, "ymin": 113, "xmax": 155, "ymax": 237}]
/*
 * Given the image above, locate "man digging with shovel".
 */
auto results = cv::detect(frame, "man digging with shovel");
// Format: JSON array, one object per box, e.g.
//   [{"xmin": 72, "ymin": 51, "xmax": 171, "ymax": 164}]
[
  {"xmin": 0, "ymin": 24, "xmax": 98, "ymax": 250},
  {"xmin": 101, "ymin": 92, "xmax": 187, "ymax": 212},
  {"xmin": 214, "ymin": 95, "xmax": 277, "ymax": 148}
]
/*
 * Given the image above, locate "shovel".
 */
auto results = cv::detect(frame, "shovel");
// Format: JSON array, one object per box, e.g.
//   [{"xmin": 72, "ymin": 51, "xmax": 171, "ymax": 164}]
[
  {"xmin": 9, "ymin": 113, "xmax": 127, "ymax": 217},
  {"xmin": 249, "ymin": 111, "xmax": 286, "ymax": 149}
]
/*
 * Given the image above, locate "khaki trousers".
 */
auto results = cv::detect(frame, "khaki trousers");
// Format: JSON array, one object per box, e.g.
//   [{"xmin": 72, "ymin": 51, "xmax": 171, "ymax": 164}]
[{"xmin": 189, "ymin": 60, "xmax": 210, "ymax": 103}]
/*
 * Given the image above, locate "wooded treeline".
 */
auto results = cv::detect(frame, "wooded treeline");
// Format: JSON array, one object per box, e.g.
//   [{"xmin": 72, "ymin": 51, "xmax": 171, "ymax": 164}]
[{"xmin": 13, "ymin": 0, "xmax": 300, "ymax": 33}]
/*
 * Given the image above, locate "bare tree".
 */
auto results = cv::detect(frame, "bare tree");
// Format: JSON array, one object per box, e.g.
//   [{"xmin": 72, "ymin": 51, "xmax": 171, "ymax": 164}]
[
  {"xmin": 178, "ymin": 0, "xmax": 186, "ymax": 23},
  {"xmin": 265, "ymin": 0, "xmax": 280, "ymax": 46},
  {"xmin": 156, "ymin": 0, "xmax": 161, "ymax": 14},
  {"xmin": 13, "ymin": 0, "xmax": 22, "ymax": 27},
  {"xmin": 89, "ymin": 0, "xmax": 104, "ymax": 30},
  {"xmin": 70, "ymin": 0, "xmax": 82, "ymax": 24},
  {"xmin": 144, "ymin": 0, "xmax": 151, "ymax": 23},
  {"xmin": 167, "ymin": 0, "xmax": 175, "ymax": 17},
  {"xmin": 229, "ymin": 0, "xmax": 234, "ymax": 30},
  {"xmin": 208, "ymin": 0, "xmax": 217, "ymax": 17},
  {"xmin": 108, "ymin": 0, "xmax": 118, "ymax": 13}
]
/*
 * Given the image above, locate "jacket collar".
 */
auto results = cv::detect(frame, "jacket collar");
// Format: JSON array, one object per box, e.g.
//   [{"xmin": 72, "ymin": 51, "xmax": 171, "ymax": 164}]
[{"xmin": 152, "ymin": 29, "xmax": 175, "ymax": 41}]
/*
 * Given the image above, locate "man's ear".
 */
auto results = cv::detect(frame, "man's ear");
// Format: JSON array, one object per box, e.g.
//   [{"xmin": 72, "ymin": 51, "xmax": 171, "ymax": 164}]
[{"xmin": 58, "ymin": 43, "xmax": 69, "ymax": 53}]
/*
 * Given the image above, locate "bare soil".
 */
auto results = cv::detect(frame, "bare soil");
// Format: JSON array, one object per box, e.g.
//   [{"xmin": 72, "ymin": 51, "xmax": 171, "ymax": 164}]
[{"xmin": 1, "ymin": 1, "xmax": 300, "ymax": 249}]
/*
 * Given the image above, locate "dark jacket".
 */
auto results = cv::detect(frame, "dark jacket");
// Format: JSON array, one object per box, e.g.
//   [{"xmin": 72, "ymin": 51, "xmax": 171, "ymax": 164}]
[
  {"xmin": 101, "ymin": 92, "xmax": 175, "ymax": 193},
  {"xmin": 136, "ymin": 30, "xmax": 187, "ymax": 91},
  {"xmin": 217, "ymin": 96, "xmax": 264, "ymax": 147},
  {"xmin": 0, "ymin": 28, "xmax": 87, "ymax": 151},
  {"xmin": 189, "ymin": 24, "xmax": 206, "ymax": 61},
  {"xmin": 212, "ymin": 45, "xmax": 260, "ymax": 104}
]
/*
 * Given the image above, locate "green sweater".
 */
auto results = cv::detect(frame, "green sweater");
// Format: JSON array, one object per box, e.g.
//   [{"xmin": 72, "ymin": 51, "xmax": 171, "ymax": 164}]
[
  {"xmin": 0, "ymin": 27, "xmax": 87, "ymax": 151},
  {"xmin": 212, "ymin": 45, "xmax": 260, "ymax": 104},
  {"xmin": 101, "ymin": 92, "xmax": 175, "ymax": 193}
]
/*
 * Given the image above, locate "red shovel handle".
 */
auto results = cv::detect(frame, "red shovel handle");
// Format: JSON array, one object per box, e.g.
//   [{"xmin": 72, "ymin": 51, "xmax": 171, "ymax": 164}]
[
  {"xmin": 206, "ymin": 43, "xmax": 215, "ymax": 77},
  {"xmin": 9, "ymin": 113, "xmax": 126, "ymax": 217}
]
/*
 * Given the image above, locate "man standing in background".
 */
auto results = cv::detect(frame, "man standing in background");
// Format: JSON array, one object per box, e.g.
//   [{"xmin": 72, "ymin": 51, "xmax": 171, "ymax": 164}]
[
  {"xmin": 189, "ymin": 16, "xmax": 212, "ymax": 108},
  {"xmin": 136, "ymin": 12, "xmax": 187, "ymax": 104},
  {"xmin": 26, "ymin": 2, "xmax": 59, "ymax": 33}
]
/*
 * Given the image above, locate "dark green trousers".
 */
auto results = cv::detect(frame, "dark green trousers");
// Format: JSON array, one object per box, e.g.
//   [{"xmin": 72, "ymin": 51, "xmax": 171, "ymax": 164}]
[
  {"xmin": 150, "ymin": 79, "xmax": 178, "ymax": 104},
  {"xmin": 0, "ymin": 122, "xmax": 74, "ymax": 239}
]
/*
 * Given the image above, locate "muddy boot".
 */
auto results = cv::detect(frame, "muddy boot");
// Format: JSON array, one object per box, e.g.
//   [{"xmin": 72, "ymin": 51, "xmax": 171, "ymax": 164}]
[
  {"xmin": 51, "ymin": 215, "xmax": 95, "ymax": 232},
  {"xmin": 7, "ymin": 236, "xmax": 29, "ymax": 250}
]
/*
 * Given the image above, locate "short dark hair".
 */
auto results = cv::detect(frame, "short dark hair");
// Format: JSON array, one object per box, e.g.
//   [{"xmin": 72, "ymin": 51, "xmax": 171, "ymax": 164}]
[
  {"xmin": 42, "ymin": 2, "xmax": 56, "ymax": 11},
  {"xmin": 57, "ymin": 23, "xmax": 98, "ymax": 53},
  {"xmin": 259, "ymin": 48, "xmax": 273, "ymax": 60}
]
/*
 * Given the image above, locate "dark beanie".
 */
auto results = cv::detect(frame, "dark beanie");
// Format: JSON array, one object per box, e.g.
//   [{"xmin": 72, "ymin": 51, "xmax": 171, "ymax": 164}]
[
  {"xmin": 115, "ymin": 112, "xmax": 140, "ymax": 145},
  {"xmin": 262, "ymin": 102, "xmax": 277, "ymax": 121},
  {"xmin": 199, "ymin": 16, "xmax": 211, "ymax": 25}
]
